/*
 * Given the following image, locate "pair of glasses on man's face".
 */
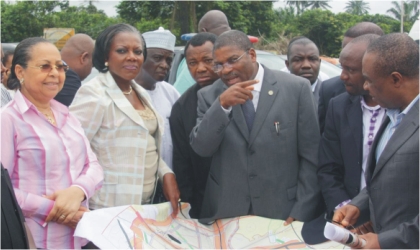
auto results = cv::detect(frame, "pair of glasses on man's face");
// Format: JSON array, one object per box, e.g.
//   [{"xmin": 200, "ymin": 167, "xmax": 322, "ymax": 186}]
[
  {"xmin": 213, "ymin": 49, "xmax": 250, "ymax": 73},
  {"xmin": 29, "ymin": 64, "xmax": 69, "ymax": 73}
]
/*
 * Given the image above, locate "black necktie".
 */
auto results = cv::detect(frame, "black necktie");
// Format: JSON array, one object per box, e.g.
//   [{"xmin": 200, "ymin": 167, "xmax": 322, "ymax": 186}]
[{"xmin": 242, "ymin": 99, "xmax": 255, "ymax": 132}]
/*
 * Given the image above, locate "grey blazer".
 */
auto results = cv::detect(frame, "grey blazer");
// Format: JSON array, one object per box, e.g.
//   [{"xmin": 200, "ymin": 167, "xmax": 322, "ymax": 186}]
[
  {"xmin": 351, "ymin": 100, "xmax": 419, "ymax": 249},
  {"xmin": 190, "ymin": 66, "xmax": 321, "ymax": 224}
]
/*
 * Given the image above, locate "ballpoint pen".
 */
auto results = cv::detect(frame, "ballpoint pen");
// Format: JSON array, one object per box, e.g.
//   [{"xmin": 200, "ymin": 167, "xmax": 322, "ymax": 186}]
[{"xmin": 274, "ymin": 122, "xmax": 280, "ymax": 136}]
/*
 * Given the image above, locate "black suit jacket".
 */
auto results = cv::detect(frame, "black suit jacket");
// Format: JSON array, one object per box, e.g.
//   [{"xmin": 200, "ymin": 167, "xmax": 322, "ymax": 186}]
[
  {"xmin": 54, "ymin": 68, "xmax": 81, "ymax": 106},
  {"xmin": 169, "ymin": 83, "xmax": 212, "ymax": 219},
  {"xmin": 318, "ymin": 76, "xmax": 346, "ymax": 134},
  {"xmin": 317, "ymin": 93, "xmax": 363, "ymax": 213},
  {"xmin": 1, "ymin": 165, "xmax": 29, "ymax": 249}
]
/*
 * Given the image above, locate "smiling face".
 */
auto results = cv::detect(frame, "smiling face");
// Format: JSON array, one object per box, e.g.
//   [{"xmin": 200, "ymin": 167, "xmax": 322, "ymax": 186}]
[
  {"xmin": 339, "ymin": 42, "xmax": 369, "ymax": 96},
  {"xmin": 16, "ymin": 42, "xmax": 65, "ymax": 104},
  {"xmin": 185, "ymin": 41, "xmax": 219, "ymax": 87},
  {"xmin": 107, "ymin": 32, "xmax": 144, "ymax": 85},
  {"xmin": 142, "ymin": 48, "xmax": 174, "ymax": 81},
  {"xmin": 286, "ymin": 43, "xmax": 321, "ymax": 84},
  {"xmin": 213, "ymin": 46, "xmax": 257, "ymax": 87}
]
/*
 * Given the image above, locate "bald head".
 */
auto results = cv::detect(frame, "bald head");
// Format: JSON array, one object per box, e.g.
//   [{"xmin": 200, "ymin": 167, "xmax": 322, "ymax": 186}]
[
  {"xmin": 342, "ymin": 22, "xmax": 384, "ymax": 48},
  {"xmin": 198, "ymin": 10, "xmax": 231, "ymax": 36},
  {"xmin": 61, "ymin": 33, "xmax": 95, "ymax": 80}
]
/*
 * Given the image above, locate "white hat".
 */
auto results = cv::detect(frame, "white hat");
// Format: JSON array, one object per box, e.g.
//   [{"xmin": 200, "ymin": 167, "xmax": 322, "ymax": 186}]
[{"xmin": 143, "ymin": 27, "xmax": 176, "ymax": 52}]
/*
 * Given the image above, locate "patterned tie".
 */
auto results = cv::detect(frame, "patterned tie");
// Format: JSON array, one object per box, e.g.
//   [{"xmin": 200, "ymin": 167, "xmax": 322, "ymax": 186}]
[{"xmin": 241, "ymin": 99, "xmax": 255, "ymax": 132}]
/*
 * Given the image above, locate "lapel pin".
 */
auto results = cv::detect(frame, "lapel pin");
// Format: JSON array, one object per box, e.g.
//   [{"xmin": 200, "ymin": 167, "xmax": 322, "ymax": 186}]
[{"xmin": 268, "ymin": 90, "xmax": 273, "ymax": 96}]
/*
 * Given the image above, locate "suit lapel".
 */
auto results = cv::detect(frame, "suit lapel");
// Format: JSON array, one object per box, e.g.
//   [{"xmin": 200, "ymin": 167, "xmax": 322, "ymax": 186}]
[
  {"xmin": 346, "ymin": 95, "xmax": 363, "ymax": 164},
  {"xmin": 372, "ymin": 102, "xmax": 419, "ymax": 180},
  {"xmin": 102, "ymin": 72, "xmax": 146, "ymax": 129},
  {"xmin": 366, "ymin": 117, "xmax": 389, "ymax": 187},
  {"xmin": 249, "ymin": 68, "xmax": 278, "ymax": 145}
]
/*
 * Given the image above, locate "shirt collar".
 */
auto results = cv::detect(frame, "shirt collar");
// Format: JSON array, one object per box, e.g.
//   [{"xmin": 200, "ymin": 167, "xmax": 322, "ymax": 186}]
[
  {"xmin": 386, "ymin": 94, "xmax": 419, "ymax": 123},
  {"xmin": 14, "ymin": 89, "xmax": 69, "ymax": 116},
  {"xmin": 360, "ymin": 96, "xmax": 381, "ymax": 111},
  {"xmin": 252, "ymin": 63, "xmax": 264, "ymax": 92},
  {"xmin": 311, "ymin": 79, "xmax": 318, "ymax": 92}
]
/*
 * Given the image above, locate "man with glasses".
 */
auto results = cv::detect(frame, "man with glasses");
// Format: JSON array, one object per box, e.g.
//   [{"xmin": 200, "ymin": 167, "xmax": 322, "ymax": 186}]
[{"xmin": 190, "ymin": 30, "xmax": 322, "ymax": 224}]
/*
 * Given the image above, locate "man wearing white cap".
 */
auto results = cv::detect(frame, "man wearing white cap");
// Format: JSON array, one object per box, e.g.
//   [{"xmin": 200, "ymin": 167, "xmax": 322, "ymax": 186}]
[{"xmin": 135, "ymin": 27, "xmax": 180, "ymax": 171}]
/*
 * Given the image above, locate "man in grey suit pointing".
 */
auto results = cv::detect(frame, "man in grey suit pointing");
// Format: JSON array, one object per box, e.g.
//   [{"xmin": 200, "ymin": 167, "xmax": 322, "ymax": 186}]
[
  {"xmin": 333, "ymin": 33, "xmax": 419, "ymax": 249},
  {"xmin": 190, "ymin": 30, "xmax": 322, "ymax": 225}
]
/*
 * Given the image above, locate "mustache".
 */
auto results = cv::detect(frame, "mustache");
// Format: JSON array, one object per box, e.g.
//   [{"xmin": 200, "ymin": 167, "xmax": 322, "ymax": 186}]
[{"xmin": 221, "ymin": 72, "xmax": 238, "ymax": 80}]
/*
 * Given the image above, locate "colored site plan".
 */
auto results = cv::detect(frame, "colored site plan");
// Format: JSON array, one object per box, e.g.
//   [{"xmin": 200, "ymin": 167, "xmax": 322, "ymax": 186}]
[{"xmin": 74, "ymin": 203, "xmax": 346, "ymax": 249}]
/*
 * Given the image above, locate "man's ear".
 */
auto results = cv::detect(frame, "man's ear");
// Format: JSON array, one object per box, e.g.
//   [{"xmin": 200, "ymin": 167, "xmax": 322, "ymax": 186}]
[
  {"xmin": 390, "ymin": 71, "xmax": 403, "ymax": 88},
  {"xmin": 285, "ymin": 60, "xmax": 289, "ymax": 69},
  {"xmin": 248, "ymin": 48, "xmax": 258, "ymax": 62},
  {"xmin": 80, "ymin": 52, "xmax": 89, "ymax": 64},
  {"xmin": 200, "ymin": 27, "xmax": 207, "ymax": 33}
]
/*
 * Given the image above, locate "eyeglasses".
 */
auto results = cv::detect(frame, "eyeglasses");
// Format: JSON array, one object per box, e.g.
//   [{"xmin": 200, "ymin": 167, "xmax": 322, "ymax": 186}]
[
  {"xmin": 29, "ymin": 64, "xmax": 69, "ymax": 73},
  {"xmin": 213, "ymin": 49, "xmax": 249, "ymax": 73}
]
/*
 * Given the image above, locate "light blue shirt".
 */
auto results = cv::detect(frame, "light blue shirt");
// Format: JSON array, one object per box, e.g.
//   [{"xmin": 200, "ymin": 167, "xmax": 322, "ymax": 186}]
[
  {"xmin": 375, "ymin": 95, "xmax": 419, "ymax": 162},
  {"xmin": 173, "ymin": 59, "xmax": 195, "ymax": 95}
]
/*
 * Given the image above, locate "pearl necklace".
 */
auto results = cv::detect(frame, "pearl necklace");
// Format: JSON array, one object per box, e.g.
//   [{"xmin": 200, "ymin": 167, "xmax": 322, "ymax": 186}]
[{"xmin": 122, "ymin": 86, "xmax": 133, "ymax": 95}]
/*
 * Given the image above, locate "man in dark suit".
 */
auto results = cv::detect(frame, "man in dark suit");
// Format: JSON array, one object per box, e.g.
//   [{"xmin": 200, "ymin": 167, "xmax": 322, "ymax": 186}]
[
  {"xmin": 301, "ymin": 35, "xmax": 383, "ymax": 244},
  {"xmin": 318, "ymin": 34, "xmax": 382, "ymax": 216},
  {"xmin": 334, "ymin": 33, "xmax": 419, "ymax": 249},
  {"xmin": 1, "ymin": 164, "xmax": 35, "ymax": 249},
  {"xmin": 54, "ymin": 34, "xmax": 94, "ymax": 106},
  {"xmin": 318, "ymin": 22, "xmax": 384, "ymax": 134},
  {"xmin": 169, "ymin": 32, "xmax": 219, "ymax": 219},
  {"xmin": 190, "ymin": 30, "xmax": 321, "ymax": 225},
  {"xmin": 285, "ymin": 36, "xmax": 322, "ymax": 107}
]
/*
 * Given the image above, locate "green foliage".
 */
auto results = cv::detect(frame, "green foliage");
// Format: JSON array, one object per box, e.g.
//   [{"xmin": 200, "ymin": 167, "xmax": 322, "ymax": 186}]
[
  {"xmin": 344, "ymin": 0, "xmax": 370, "ymax": 15},
  {"xmin": 387, "ymin": 0, "xmax": 419, "ymax": 24},
  {"xmin": 1, "ymin": 0, "xmax": 418, "ymax": 57},
  {"xmin": 290, "ymin": 9, "xmax": 345, "ymax": 57},
  {"xmin": 1, "ymin": 1, "xmax": 119, "ymax": 42}
]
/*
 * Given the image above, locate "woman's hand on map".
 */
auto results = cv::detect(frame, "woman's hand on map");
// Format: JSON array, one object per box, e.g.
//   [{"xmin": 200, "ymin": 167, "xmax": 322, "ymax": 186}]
[
  {"xmin": 59, "ymin": 206, "xmax": 89, "ymax": 229},
  {"xmin": 162, "ymin": 173, "xmax": 180, "ymax": 218}
]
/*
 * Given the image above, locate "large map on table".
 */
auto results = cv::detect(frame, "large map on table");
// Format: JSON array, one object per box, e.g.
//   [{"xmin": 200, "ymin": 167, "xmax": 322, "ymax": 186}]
[{"xmin": 74, "ymin": 202, "xmax": 345, "ymax": 249}]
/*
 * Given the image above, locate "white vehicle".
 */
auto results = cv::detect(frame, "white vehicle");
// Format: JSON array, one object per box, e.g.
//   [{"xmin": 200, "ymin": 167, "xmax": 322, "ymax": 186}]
[{"xmin": 409, "ymin": 18, "xmax": 419, "ymax": 42}]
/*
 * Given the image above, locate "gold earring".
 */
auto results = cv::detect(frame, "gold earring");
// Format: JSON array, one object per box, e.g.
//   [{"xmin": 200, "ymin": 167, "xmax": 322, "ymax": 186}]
[{"xmin": 105, "ymin": 62, "xmax": 108, "ymax": 67}]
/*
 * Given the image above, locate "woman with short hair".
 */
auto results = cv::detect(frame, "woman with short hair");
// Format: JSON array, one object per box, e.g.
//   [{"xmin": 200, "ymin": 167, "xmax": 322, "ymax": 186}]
[{"xmin": 70, "ymin": 24, "xmax": 180, "ymax": 214}]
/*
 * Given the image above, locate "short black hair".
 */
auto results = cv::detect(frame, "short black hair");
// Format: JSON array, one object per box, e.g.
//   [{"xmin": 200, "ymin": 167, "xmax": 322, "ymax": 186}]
[
  {"xmin": 214, "ymin": 30, "xmax": 252, "ymax": 52},
  {"xmin": 287, "ymin": 36, "xmax": 317, "ymax": 59},
  {"xmin": 2, "ymin": 47, "xmax": 14, "ymax": 66},
  {"xmin": 184, "ymin": 32, "xmax": 217, "ymax": 56},
  {"xmin": 7, "ymin": 37, "xmax": 49, "ymax": 90},
  {"xmin": 366, "ymin": 33, "xmax": 419, "ymax": 78},
  {"xmin": 344, "ymin": 22, "xmax": 384, "ymax": 38},
  {"xmin": 93, "ymin": 23, "xmax": 142, "ymax": 73},
  {"xmin": 348, "ymin": 34, "xmax": 380, "ymax": 46}
]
